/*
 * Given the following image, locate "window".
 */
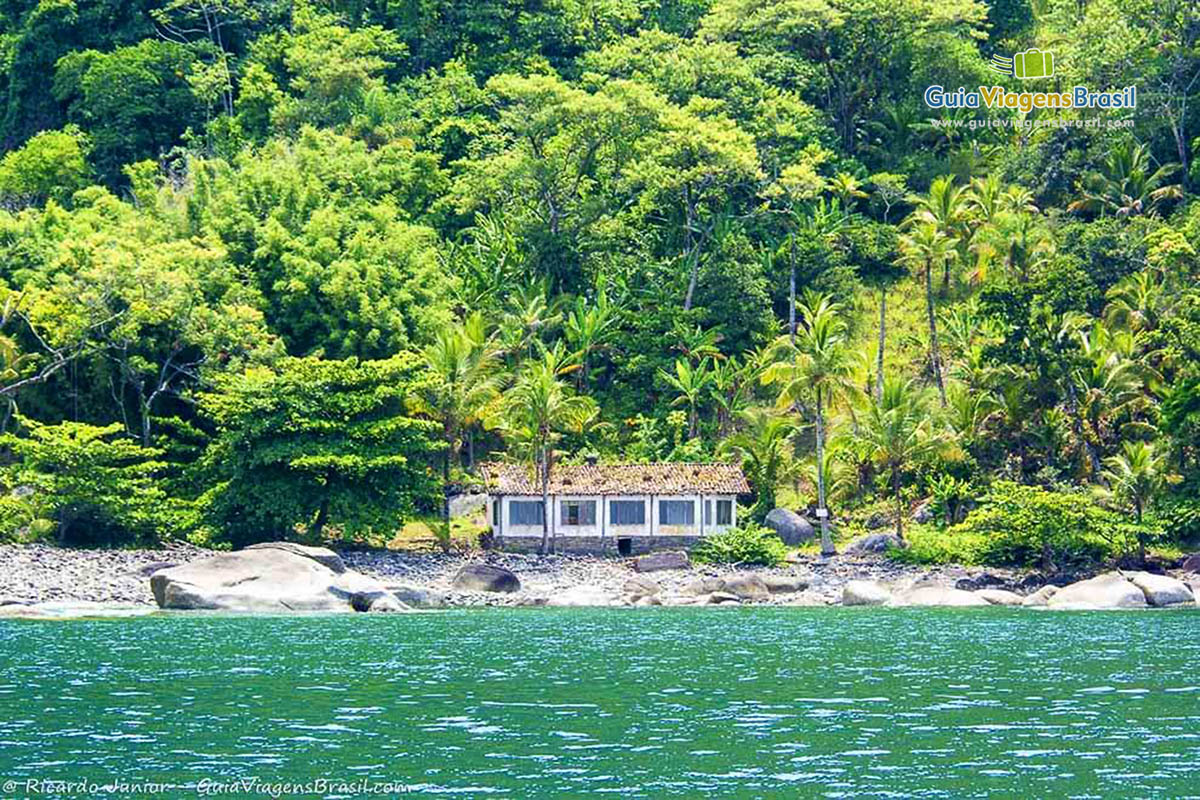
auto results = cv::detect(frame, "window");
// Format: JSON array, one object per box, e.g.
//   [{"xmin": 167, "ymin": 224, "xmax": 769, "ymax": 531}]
[
  {"xmin": 659, "ymin": 499, "xmax": 694, "ymax": 526},
  {"xmin": 716, "ymin": 499, "xmax": 733, "ymax": 525},
  {"xmin": 560, "ymin": 500, "xmax": 596, "ymax": 526},
  {"xmin": 610, "ymin": 500, "xmax": 645, "ymax": 525},
  {"xmin": 510, "ymin": 501, "xmax": 544, "ymax": 525},
  {"xmin": 493, "ymin": 501, "xmax": 500, "ymax": 526},
  {"xmin": 704, "ymin": 500, "xmax": 713, "ymax": 526}
]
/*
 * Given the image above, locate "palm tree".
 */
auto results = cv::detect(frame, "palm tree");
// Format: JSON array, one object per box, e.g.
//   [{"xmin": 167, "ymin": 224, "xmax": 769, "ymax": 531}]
[
  {"xmin": 762, "ymin": 293, "xmax": 857, "ymax": 555},
  {"xmin": 1100, "ymin": 440, "xmax": 1171, "ymax": 563},
  {"xmin": 1104, "ymin": 270, "xmax": 1167, "ymax": 333},
  {"xmin": 1068, "ymin": 141, "xmax": 1182, "ymax": 217},
  {"xmin": 501, "ymin": 347, "xmax": 598, "ymax": 554},
  {"xmin": 900, "ymin": 224, "xmax": 954, "ymax": 406},
  {"xmin": 718, "ymin": 407, "xmax": 799, "ymax": 522},
  {"xmin": 563, "ymin": 278, "xmax": 620, "ymax": 391},
  {"xmin": 659, "ymin": 357, "xmax": 714, "ymax": 439},
  {"xmin": 410, "ymin": 313, "xmax": 503, "ymax": 547},
  {"xmin": 857, "ymin": 378, "xmax": 946, "ymax": 540},
  {"xmin": 908, "ymin": 175, "xmax": 971, "ymax": 292}
]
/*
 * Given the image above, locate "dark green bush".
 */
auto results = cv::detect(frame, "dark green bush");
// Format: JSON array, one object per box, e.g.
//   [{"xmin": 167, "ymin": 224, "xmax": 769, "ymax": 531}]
[
  {"xmin": 692, "ymin": 522, "xmax": 788, "ymax": 566},
  {"xmin": 897, "ymin": 482, "xmax": 1145, "ymax": 570}
]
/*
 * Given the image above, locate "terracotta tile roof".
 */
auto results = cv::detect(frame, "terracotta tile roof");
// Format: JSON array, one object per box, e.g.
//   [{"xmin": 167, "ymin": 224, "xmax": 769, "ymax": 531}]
[{"xmin": 480, "ymin": 462, "xmax": 750, "ymax": 496}]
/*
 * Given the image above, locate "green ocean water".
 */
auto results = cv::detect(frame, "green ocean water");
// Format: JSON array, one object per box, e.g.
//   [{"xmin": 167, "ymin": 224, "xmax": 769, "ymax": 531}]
[{"xmin": 1, "ymin": 607, "xmax": 1198, "ymax": 799}]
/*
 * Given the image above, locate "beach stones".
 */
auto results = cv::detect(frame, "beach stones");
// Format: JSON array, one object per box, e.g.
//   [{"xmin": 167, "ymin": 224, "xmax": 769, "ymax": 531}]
[
  {"xmin": 763, "ymin": 508, "xmax": 815, "ymax": 545},
  {"xmin": 451, "ymin": 563, "xmax": 520, "ymax": 593},
  {"xmin": 632, "ymin": 551, "xmax": 690, "ymax": 573},
  {"xmin": 624, "ymin": 574, "xmax": 661, "ymax": 600},
  {"xmin": 1021, "ymin": 585, "xmax": 1059, "ymax": 607},
  {"xmin": 1180, "ymin": 553, "xmax": 1200, "ymax": 573}
]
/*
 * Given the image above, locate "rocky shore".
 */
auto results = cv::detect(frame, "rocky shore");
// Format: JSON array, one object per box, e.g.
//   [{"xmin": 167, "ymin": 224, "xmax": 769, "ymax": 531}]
[{"xmin": 1, "ymin": 542, "xmax": 1198, "ymax": 616}]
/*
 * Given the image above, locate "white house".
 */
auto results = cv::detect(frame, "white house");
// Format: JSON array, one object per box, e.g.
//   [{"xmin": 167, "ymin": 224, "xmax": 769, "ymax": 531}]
[{"xmin": 480, "ymin": 461, "xmax": 750, "ymax": 555}]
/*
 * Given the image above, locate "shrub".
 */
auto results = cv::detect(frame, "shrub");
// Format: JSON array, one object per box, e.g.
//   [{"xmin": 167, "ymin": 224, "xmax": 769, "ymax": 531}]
[
  {"xmin": 692, "ymin": 523, "xmax": 789, "ymax": 566},
  {"xmin": 896, "ymin": 481, "xmax": 1139, "ymax": 570}
]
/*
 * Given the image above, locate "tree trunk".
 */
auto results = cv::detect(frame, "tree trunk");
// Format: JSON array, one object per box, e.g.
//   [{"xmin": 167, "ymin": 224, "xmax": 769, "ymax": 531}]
[
  {"xmin": 789, "ymin": 232, "xmax": 797, "ymax": 344},
  {"xmin": 539, "ymin": 443, "xmax": 550, "ymax": 556},
  {"xmin": 815, "ymin": 389, "xmax": 835, "ymax": 556},
  {"xmin": 308, "ymin": 499, "xmax": 329, "ymax": 541},
  {"xmin": 876, "ymin": 289, "xmax": 886, "ymax": 402},
  {"xmin": 441, "ymin": 449, "xmax": 452, "ymax": 553},
  {"xmin": 924, "ymin": 259, "xmax": 948, "ymax": 406}
]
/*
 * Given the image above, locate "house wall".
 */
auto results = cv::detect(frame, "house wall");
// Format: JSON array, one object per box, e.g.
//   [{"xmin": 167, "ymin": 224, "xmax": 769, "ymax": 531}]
[{"xmin": 493, "ymin": 493, "xmax": 737, "ymax": 547}]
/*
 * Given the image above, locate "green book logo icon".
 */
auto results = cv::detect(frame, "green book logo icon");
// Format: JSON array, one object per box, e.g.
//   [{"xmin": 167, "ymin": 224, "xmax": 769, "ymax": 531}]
[{"xmin": 990, "ymin": 49, "xmax": 1054, "ymax": 80}]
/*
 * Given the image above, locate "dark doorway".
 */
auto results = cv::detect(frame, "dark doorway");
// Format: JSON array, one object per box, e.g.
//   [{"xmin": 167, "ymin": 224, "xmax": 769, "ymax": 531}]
[{"xmin": 617, "ymin": 537, "xmax": 632, "ymax": 556}]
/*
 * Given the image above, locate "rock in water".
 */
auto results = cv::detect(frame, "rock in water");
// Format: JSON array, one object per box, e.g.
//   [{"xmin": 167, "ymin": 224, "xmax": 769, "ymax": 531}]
[
  {"xmin": 243, "ymin": 542, "xmax": 346, "ymax": 573},
  {"xmin": 451, "ymin": 563, "xmax": 520, "ymax": 593},
  {"xmin": 843, "ymin": 581, "xmax": 891, "ymax": 606},
  {"xmin": 632, "ymin": 551, "xmax": 690, "ymax": 573},
  {"xmin": 763, "ymin": 509, "xmax": 815, "ymax": 545},
  {"xmin": 1021, "ymin": 585, "xmax": 1059, "ymax": 607},
  {"xmin": 897, "ymin": 586, "xmax": 991, "ymax": 607},
  {"xmin": 386, "ymin": 583, "xmax": 447, "ymax": 608},
  {"xmin": 844, "ymin": 533, "xmax": 903, "ymax": 555},
  {"xmin": 1127, "ymin": 572, "xmax": 1195, "ymax": 607},
  {"xmin": 976, "ymin": 589, "xmax": 1024, "ymax": 606},
  {"xmin": 1047, "ymin": 572, "xmax": 1147, "ymax": 610},
  {"xmin": 150, "ymin": 546, "xmax": 403, "ymax": 613}
]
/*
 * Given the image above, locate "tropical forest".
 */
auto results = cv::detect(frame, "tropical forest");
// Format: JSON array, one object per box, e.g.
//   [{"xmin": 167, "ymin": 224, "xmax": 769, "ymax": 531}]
[{"xmin": 0, "ymin": 0, "xmax": 1198, "ymax": 572}]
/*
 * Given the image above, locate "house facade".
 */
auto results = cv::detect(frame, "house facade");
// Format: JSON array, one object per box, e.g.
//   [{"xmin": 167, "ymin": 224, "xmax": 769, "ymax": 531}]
[{"xmin": 480, "ymin": 462, "xmax": 750, "ymax": 555}]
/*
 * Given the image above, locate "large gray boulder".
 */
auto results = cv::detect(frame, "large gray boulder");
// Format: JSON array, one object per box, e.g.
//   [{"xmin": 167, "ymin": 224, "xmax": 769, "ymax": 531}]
[
  {"xmin": 897, "ymin": 585, "xmax": 990, "ymax": 607},
  {"xmin": 976, "ymin": 589, "xmax": 1024, "ymax": 606},
  {"xmin": 243, "ymin": 542, "xmax": 346, "ymax": 573},
  {"xmin": 633, "ymin": 551, "xmax": 690, "ymax": 573},
  {"xmin": 843, "ymin": 580, "xmax": 891, "ymax": 606},
  {"xmin": 763, "ymin": 509, "xmax": 815, "ymax": 545},
  {"xmin": 845, "ymin": 533, "xmax": 903, "ymax": 555},
  {"xmin": 624, "ymin": 574, "xmax": 661, "ymax": 600},
  {"xmin": 149, "ymin": 545, "xmax": 401, "ymax": 612},
  {"xmin": 451, "ymin": 563, "xmax": 520, "ymax": 593},
  {"xmin": 762, "ymin": 574, "xmax": 809, "ymax": 594},
  {"xmin": 723, "ymin": 574, "xmax": 770, "ymax": 601},
  {"xmin": 1021, "ymin": 585, "xmax": 1059, "ymax": 607},
  {"xmin": 680, "ymin": 577, "xmax": 725, "ymax": 596},
  {"xmin": 1180, "ymin": 553, "xmax": 1200, "ymax": 573},
  {"xmin": 1047, "ymin": 572, "xmax": 1147, "ymax": 610},
  {"xmin": 1127, "ymin": 572, "xmax": 1196, "ymax": 607}
]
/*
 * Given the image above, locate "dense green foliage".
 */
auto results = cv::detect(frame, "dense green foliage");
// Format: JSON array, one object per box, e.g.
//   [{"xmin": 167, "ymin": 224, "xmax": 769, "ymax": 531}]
[
  {"xmin": 0, "ymin": 0, "xmax": 1196, "ymax": 563},
  {"xmin": 692, "ymin": 522, "xmax": 788, "ymax": 566}
]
